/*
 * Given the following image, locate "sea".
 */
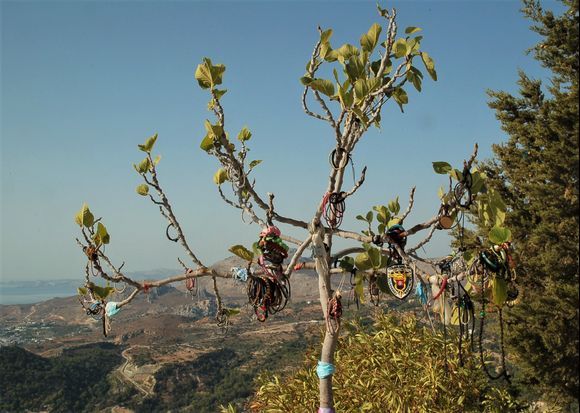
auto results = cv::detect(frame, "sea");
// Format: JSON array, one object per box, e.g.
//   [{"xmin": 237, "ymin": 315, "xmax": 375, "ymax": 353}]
[
  {"xmin": 0, "ymin": 269, "xmax": 181, "ymax": 305},
  {"xmin": 0, "ymin": 279, "xmax": 79, "ymax": 305}
]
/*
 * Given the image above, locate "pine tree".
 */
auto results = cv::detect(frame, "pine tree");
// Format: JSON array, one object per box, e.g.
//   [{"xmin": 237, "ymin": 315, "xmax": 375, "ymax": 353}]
[{"xmin": 482, "ymin": 0, "xmax": 578, "ymax": 404}]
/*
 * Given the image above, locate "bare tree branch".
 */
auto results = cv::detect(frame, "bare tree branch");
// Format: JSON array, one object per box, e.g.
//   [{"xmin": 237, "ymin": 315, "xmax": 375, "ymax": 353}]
[{"xmin": 400, "ymin": 186, "xmax": 416, "ymax": 223}]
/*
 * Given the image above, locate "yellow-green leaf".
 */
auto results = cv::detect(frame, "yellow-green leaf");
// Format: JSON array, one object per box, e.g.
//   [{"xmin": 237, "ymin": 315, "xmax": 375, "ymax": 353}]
[
  {"xmin": 405, "ymin": 26, "xmax": 422, "ymax": 34},
  {"xmin": 360, "ymin": 23, "xmax": 382, "ymax": 53},
  {"xmin": 195, "ymin": 57, "xmax": 226, "ymax": 89},
  {"xmin": 92, "ymin": 285, "xmax": 115, "ymax": 300},
  {"xmin": 228, "ymin": 245, "xmax": 254, "ymax": 262},
  {"xmin": 213, "ymin": 168, "xmax": 229, "ymax": 185},
  {"xmin": 335, "ymin": 43, "xmax": 359, "ymax": 60},
  {"xmin": 200, "ymin": 133, "xmax": 215, "ymax": 152},
  {"xmin": 237, "ymin": 126, "xmax": 252, "ymax": 142},
  {"xmin": 249, "ymin": 159, "xmax": 262, "ymax": 170},
  {"xmin": 92, "ymin": 222, "xmax": 110, "ymax": 245},
  {"xmin": 136, "ymin": 157, "xmax": 151, "ymax": 174},
  {"xmin": 492, "ymin": 277, "xmax": 508, "ymax": 307},
  {"xmin": 74, "ymin": 203, "xmax": 94, "ymax": 228},
  {"xmin": 489, "ymin": 226, "xmax": 512, "ymax": 244},
  {"xmin": 355, "ymin": 252, "xmax": 373, "ymax": 271},
  {"xmin": 309, "ymin": 78, "xmax": 335, "ymax": 96},
  {"xmin": 136, "ymin": 184, "xmax": 149, "ymax": 196},
  {"xmin": 138, "ymin": 133, "xmax": 158, "ymax": 153},
  {"xmin": 393, "ymin": 38, "xmax": 408, "ymax": 58},
  {"xmin": 432, "ymin": 161, "xmax": 452, "ymax": 174},
  {"xmin": 320, "ymin": 28, "xmax": 333, "ymax": 44},
  {"xmin": 420, "ymin": 52, "xmax": 437, "ymax": 81}
]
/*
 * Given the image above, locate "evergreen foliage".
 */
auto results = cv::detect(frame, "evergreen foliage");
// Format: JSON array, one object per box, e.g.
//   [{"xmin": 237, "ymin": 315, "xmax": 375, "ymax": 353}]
[{"xmin": 474, "ymin": 0, "xmax": 578, "ymax": 405}]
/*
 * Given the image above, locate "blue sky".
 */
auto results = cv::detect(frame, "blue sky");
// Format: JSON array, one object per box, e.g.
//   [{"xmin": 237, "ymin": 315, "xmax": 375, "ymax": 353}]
[{"xmin": 1, "ymin": 0, "xmax": 559, "ymax": 282}]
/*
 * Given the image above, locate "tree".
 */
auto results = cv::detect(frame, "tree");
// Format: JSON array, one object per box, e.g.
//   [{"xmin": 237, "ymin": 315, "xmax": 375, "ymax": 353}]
[
  {"xmin": 73, "ymin": 4, "xmax": 513, "ymax": 410},
  {"xmin": 471, "ymin": 0, "xmax": 578, "ymax": 405}
]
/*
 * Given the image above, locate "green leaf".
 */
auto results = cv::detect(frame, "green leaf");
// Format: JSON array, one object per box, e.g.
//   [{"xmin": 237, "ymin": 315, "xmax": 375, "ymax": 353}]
[
  {"xmin": 200, "ymin": 133, "xmax": 215, "ymax": 152},
  {"xmin": 337, "ymin": 81, "xmax": 354, "ymax": 109},
  {"xmin": 153, "ymin": 155, "xmax": 161, "ymax": 165},
  {"xmin": 213, "ymin": 168, "xmax": 229, "ymax": 185},
  {"xmin": 74, "ymin": 203, "xmax": 94, "ymax": 228},
  {"xmin": 388, "ymin": 197, "xmax": 400, "ymax": 215},
  {"xmin": 77, "ymin": 287, "xmax": 88, "ymax": 296},
  {"xmin": 228, "ymin": 245, "xmax": 254, "ymax": 262},
  {"xmin": 355, "ymin": 252, "xmax": 373, "ymax": 271},
  {"xmin": 489, "ymin": 226, "xmax": 512, "ymax": 244},
  {"xmin": 471, "ymin": 170, "xmax": 486, "ymax": 194},
  {"xmin": 339, "ymin": 256, "xmax": 355, "ymax": 272},
  {"xmin": 393, "ymin": 38, "xmax": 408, "ymax": 58},
  {"xmin": 488, "ymin": 188, "xmax": 507, "ymax": 212},
  {"xmin": 405, "ymin": 26, "xmax": 422, "ymax": 34},
  {"xmin": 432, "ymin": 161, "xmax": 452, "ymax": 174},
  {"xmin": 136, "ymin": 184, "xmax": 149, "ymax": 196},
  {"xmin": 450, "ymin": 168, "xmax": 463, "ymax": 182},
  {"xmin": 237, "ymin": 126, "xmax": 252, "ymax": 142},
  {"xmin": 136, "ymin": 157, "xmax": 151, "ymax": 174},
  {"xmin": 92, "ymin": 222, "xmax": 110, "ymax": 245},
  {"xmin": 92, "ymin": 285, "xmax": 115, "ymax": 301},
  {"xmin": 365, "ymin": 211, "xmax": 373, "ymax": 223},
  {"xmin": 345, "ymin": 55, "xmax": 367, "ymax": 81},
  {"xmin": 367, "ymin": 247, "xmax": 382, "ymax": 269},
  {"xmin": 387, "ymin": 217, "xmax": 401, "ymax": 227},
  {"xmin": 335, "ymin": 43, "xmax": 359, "ymax": 60},
  {"xmin": 492, "ymin": 277, "xmax": 508, "ymax": 307},
  {"xmin": 249, "ymin": 159, "xmax": 262, "ymax": 170},
  {"xmin": 356, "ymin": 214, "xmax": 369, "ymax": 223},
  {"xmin": 407, "ymin": 69, "xmax": 422, "ymax": 92},
  {"xmin": 214, "ymin": 89, "xmax": 227, "ymax": 99},
  {"xmin": 138, "ymin": 133, "xmax": 158, "ymax": 153},
  {"xmin": 195, "ymin": 57, "xmax": 226, "ymax": 89},
  {"xmin": 351, "ymin": 108, "xmax": 368, "ymax": 128},
  {"xmin": 438, "ymin": 186, "xmax": 446, "ymax": 199},
  {"xmin": 204, "ymin": 119, "xmax": 224, "ymax": 139},
  {"xmin": 360, "ymin": 23, "xmax": 382, "ymax": 53},
  {"xmin": 373, "ymin": 205, "xmax": 390, "ymax": 225},
  {"xmin": 420, "ymin": 52, "xmax": 437, "ymax": 81},
  {"xmin": 324, "ymin": 49, "xmax": 339, "ymax": 62},
  {"xmin": 300, "ymin": 76, "xmax": 313, "ymax": 85},
  {"xmin": 354, "ymin": 273, "xmax": 365, "ymax": 304},
  {"xmin": 320, "ymin": 28, "xmax": 333, "ymax": 43},
  {"xmin": 392, "ymin": 88, "xmax": 408, "ymax": 110},
  {"xmin": 309, "ymin": 78, "xmax": 335, "ymax": 96},
  {"xmin": 354, "ymin": 78, "xmax": 381, "ymax": 103},
  {"xmin": 494, "ymin": 209, "xmax": 506, "ymax": 226}
]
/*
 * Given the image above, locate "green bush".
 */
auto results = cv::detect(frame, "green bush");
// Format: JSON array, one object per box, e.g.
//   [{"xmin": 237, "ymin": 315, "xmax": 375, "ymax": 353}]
[{"xmin": 251, "ymin": 313, "xmax": 525, "ymax": 413}]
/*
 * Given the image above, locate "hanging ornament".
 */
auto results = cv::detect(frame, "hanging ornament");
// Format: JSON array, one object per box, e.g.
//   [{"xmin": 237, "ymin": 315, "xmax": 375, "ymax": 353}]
[
  {"xmin": 437, "ymin": 204, "xmax": 455, "ymax": 229},
  {"xmin": 386, "ymin": 264, "xmax": 414, "ymax": 300}
]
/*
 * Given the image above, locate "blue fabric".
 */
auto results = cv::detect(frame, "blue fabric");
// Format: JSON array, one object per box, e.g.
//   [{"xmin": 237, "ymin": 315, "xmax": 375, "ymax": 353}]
[
  {"xmin": 105, "ymin": 301, "xmax": 120, "ymax": 317},
  {"xmin": 416, "ymin": 281, "xmax": 428, "ymax": 305},
  {"xmin": 231, "ymin": 267, "xmax": 248, "ymax": 282},
  {"xmin": 316, "ymin": 361, "xmax": 335, "ymax": 379}
]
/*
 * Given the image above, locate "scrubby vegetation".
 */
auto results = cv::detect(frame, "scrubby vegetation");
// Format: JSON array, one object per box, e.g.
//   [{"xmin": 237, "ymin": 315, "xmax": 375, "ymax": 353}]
[
  {"xmin": 0, "ymin": 343, "xmax": 125, "ymax": 413},
  {"xmin": 251, "ymin": 313, "xmax": 525, "ymax": 413}
]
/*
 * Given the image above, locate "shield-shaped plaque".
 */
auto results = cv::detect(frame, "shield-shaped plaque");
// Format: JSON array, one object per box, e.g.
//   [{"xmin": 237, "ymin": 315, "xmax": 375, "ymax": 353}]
[{"xmin": 386, "ymin": 264, "xmax": 414, "ymax": 300}]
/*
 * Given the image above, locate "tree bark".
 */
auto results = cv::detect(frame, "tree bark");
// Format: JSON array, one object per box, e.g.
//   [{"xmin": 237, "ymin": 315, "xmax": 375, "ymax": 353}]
[{"xmin": 311, "ymin": 222, "xmax": 338, "ymax": 411}]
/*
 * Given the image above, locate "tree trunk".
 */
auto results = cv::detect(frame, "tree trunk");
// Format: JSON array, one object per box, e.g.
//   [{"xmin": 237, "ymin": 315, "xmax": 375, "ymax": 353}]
[{"xmin": 311, "ymin": 223, "xmax": 338, "ymax": 412}]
